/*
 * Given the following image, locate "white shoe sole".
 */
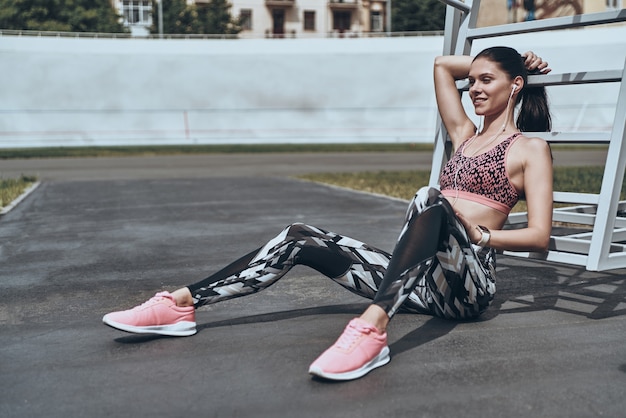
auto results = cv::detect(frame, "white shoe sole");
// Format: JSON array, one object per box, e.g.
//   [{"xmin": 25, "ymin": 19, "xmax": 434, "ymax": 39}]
[
  {"xmin": 103, "ymin": 315, "xmax": 197, "ymax": 337},
  {"xmin": 308, "ymin": 346, "xmax": 390, "ymax": 381}
]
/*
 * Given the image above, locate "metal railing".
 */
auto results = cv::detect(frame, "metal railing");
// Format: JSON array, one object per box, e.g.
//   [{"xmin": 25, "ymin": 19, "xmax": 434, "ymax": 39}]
[
  {"xmin": 0, "ymin": 28, "xmax": 443, "ymax": 40},
  {"xmin": 0, "ymin": 28, "xmax": 238, "ymax": 40}
]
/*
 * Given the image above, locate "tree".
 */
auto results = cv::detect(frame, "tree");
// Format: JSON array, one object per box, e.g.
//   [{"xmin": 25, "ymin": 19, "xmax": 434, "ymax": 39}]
[
  {"xmin": 196, "ymin": 0, "xmax": 241, "ymax": 35},
  {"xmin": 0, "ymin": 0, "xmax": 126, "ymax": 33},
  {"xmin": 151, "ymin": 0, "xmax": 195, "ymax": 34},
  {"xmin": 392, "ymin": 0, "xmax": 446, "ymax": 32},
  {"xmin": 63, "ymin": 0, "xmax": 127, "ymax": 33},
  {"xmin": 151, "ymin": 0, "xmax": 240, "ymax": 35}
]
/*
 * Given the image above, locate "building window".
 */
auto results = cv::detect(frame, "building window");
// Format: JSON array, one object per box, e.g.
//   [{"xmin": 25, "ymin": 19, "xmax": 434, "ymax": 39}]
[
  {"xmin": 370, "ymin": 11, "xmax": 383, "ymax": 32},
  {"xmin": 240, "ymin": 9, "xmax": 252, "ymax": 30},
  {"xmin": 142, "ymin": 0, "xmax": 151, "ymax": 22},
  {"xmin": 122, "ymin": 0, "xmax": 152, "ymax": 25},
  {"xmin": 606, "ymin": 0, "xmax": 622, "ymax": 9},
  {"xmin": 333, "ymin": 11, "xmax": 351, "ymax": 33},
  {"xmin": 304, "ymin": 11, "xmax": 315, "ymax": 31}
]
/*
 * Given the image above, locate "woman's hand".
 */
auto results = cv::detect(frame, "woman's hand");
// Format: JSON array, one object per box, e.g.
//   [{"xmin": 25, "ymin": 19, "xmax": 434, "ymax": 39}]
[
  {"xmin": 455, "ymin": 211, "xmax": 482, "ymax": 245},
  {"xmin": 522, "ymin": 51, "xmax": 551, "ymax": 74}
]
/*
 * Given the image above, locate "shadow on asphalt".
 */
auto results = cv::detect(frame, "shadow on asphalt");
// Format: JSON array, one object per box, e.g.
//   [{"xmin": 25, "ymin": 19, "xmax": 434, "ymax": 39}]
[{"xmin": 491, "ymin": 262, "xmax": 626, "ymax": 320}]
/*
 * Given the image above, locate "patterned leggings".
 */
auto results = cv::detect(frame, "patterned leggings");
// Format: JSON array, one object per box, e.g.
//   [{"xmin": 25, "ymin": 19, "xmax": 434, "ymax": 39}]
[{"xmin": 187, "ymin": 187, "xmax": 496, "ymax": 320}]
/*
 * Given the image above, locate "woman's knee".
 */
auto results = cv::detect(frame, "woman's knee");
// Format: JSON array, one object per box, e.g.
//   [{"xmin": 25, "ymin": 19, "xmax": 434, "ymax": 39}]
[
  {"xmin": 285, "ymin": 222, "xmax": 329, "ymax": 239},
  {"xmin": 284, "ymin": 222, "xmax": 307, "ymax": 235}
]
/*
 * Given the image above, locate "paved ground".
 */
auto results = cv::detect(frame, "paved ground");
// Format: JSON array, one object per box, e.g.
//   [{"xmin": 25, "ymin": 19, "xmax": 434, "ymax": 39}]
[{"xmin": 1, "ymin": 151, "xmax": 625, "ymax": 418}]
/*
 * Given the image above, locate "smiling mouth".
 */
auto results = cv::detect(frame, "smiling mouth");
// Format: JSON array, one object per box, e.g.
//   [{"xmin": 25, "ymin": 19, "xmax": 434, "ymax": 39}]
[{"xmin": 473, "ymin": 98, "xmax": 486, "ymax": 106}]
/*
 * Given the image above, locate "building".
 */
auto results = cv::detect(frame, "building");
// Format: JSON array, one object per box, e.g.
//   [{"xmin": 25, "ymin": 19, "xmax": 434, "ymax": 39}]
[
  {"xmin": 110, "ymin": 0, "xmax": 390, "ymax": 38},
  {"xmin": 194, "ymin": 0, "xmax": 391, "ymax": 38},
  {"xmin": 110, "ymin": 0, "xmax": 621, "ymax": 38}
]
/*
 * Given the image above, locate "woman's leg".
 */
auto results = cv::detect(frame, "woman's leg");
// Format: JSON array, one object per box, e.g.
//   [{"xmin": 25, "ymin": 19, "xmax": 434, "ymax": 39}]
[
  {"xmin": 371, "ymin": 187, "xmax": 496, "ymax": 321},
  {"xmin": 187, "ymin": 222, "xmax": 392, "ymax": 307},
  {"xmin": 104, "ymin": 222, "xmax": 394, "ymax": 336},
  {"xmin": 309, "ymin": 187, "xmax": 497, "ymax": 380},
  {"xmin": 357, "ymin": 187, "xmax": 446, "ymax": 331}
]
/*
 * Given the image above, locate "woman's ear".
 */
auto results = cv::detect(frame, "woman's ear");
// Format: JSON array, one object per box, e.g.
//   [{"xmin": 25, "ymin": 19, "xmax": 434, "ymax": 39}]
[{"xmin": 512, "ymin": 75, "xmax": 524, "ymax": 92}]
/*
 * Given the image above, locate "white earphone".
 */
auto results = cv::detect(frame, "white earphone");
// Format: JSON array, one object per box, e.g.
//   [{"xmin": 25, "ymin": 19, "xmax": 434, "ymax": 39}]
[{"xmin": 508, "ymin": 84, "xmax": 519, "ymax": 101}]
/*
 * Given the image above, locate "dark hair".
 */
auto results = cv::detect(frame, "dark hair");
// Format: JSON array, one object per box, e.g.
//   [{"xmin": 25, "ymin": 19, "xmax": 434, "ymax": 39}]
[{"xmin": 474, "ymin": 46, "xmax": 551, "ymax": 132}]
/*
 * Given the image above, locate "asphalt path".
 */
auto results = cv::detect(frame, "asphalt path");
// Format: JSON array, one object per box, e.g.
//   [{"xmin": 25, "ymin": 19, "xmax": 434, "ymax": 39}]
[{"xmin": 1, "ymin": 150, "xmax": 624, "ymax": 418}]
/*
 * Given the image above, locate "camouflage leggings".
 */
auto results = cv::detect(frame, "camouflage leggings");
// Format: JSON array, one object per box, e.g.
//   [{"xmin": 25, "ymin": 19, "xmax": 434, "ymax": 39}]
[{"xmin": 187, "ymin": 187, "xmax": 496, "ymax": 320}]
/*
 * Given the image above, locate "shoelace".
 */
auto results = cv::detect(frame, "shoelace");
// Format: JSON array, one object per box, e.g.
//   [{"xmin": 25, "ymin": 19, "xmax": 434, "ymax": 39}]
[
  {"xmin": 334, "ymin": 321, "xmax": 371, "ymax": 350},
  {"xmin": 132, "ymin": 292, "xmax": 171, "ymax": 311}
]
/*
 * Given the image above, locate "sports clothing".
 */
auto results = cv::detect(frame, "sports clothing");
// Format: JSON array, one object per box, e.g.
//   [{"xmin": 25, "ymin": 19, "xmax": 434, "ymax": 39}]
[
  {"xmin": 308, "ymin": 318, "xmax": 389, "ymax": 380},
  {"xmin": 103, "ymin": 291, "xmax": 196, "ymax": 336},
  {"xmin": 439, "ymin": 133, "xmax": 522, "ymax": 214},
  {"xmin": 187, "ymin": 186, "xmax": 496, "ymax": 321}
]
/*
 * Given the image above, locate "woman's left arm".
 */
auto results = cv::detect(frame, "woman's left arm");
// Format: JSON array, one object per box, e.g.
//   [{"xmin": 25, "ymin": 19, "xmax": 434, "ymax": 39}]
[{"xmin": 487, "ymin": 137, "xmax": 554, "ymax": 252}]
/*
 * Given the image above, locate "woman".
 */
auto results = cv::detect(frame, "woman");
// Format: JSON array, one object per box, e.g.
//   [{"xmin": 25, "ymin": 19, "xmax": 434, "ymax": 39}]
[{"xmin": 104, "ymin": 46, "xmax": 554, "ymax": 381}]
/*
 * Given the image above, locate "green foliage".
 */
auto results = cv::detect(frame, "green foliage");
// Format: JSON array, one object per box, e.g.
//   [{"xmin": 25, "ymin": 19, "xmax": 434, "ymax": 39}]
[
  {"xmin": 151, "ymin": 0, "xmax": 185, "ymax": 34},
  {"xmin": 392, "ymin": 0, "xmax": 446, "ymax": 32},
  {"xmin": 151, "ymin": 0, "xmax": 240, "ymax": 35},
  {"xmin": 196, "ymin": 0, "xmax": 241, "ymax": 34},
  {"xmin": 0, "ymin": 0, "xmax": 126, "ymax": 32}
]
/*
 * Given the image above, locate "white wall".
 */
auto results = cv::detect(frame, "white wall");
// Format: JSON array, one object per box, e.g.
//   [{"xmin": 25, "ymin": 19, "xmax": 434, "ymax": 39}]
[{"xmin": 0, "ymin": 27, "xmax": 624, "ymax": 148}]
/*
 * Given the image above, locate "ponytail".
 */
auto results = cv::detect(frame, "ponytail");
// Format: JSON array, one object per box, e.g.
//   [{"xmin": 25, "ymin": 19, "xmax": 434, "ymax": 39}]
[{"xmin": 517, "ymin": 85, "xmax": 551, "ymax": 132}]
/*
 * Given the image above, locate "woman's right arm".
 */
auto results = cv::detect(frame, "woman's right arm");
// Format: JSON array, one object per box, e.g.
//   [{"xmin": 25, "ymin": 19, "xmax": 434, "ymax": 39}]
[{"xmin": 433, "ymin": 55, "xmax": 476, "ymax": 148}]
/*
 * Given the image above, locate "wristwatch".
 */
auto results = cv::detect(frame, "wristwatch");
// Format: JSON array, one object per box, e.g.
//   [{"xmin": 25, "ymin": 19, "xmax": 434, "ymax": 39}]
[{"xmin": 475, "ymin": 225, "xmax": 491, "ymax": 247}]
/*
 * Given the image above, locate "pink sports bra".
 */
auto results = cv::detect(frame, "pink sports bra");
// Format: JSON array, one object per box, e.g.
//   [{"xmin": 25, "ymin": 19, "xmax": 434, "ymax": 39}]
[{"xmin": 439, "ymin": 133, "xmax": 522, "ymax": 214}]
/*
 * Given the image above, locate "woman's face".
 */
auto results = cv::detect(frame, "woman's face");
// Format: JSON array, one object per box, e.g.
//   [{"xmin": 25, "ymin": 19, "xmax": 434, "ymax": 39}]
[{"xmin": 468, "ymin": 57, "xmax": 515, "ymax": 117}]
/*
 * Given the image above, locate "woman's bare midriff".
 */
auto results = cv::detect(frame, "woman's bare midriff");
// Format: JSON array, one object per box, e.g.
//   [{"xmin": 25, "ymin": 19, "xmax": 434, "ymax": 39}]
[{"xmin": 445, "ymin": 196, "xmax": 510, "ymax": 231}]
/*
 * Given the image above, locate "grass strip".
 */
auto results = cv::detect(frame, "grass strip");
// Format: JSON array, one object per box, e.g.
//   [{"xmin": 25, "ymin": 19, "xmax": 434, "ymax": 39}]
[
  {"xmin": 0, "ymin": 143, "xmax": 606, "ymax": 159},
  {"xmin": 297, "ymin": 166, "xmax": 626, "ymax": 213},
  {"xmin": 0, "ymin": 175, "xmax": 37, "ymax": 209},
  {"xmin": 0, "ymin": 143, "xmax": 433, "ymax": 159}
]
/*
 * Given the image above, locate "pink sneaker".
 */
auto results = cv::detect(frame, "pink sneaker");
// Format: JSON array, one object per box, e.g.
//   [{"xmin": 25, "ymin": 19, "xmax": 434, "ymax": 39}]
[
  {"xmin": 309, "ymin": 318, "xmax": 390, "ymax": 381},
  {"xmin": 103, "ymin": 291, "xmax": 196, "ymax": 336}
]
